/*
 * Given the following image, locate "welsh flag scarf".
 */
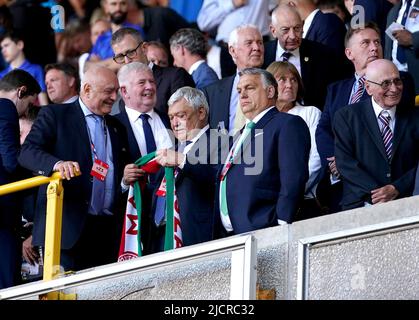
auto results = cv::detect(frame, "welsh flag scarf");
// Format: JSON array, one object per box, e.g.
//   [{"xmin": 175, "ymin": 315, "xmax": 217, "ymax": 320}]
[{"xmin": 118, "ymin": 152, "xmax": 182, "ymax": 261}]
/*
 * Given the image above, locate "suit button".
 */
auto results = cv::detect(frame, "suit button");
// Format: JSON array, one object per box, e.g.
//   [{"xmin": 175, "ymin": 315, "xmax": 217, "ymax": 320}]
[{"xmin": 386, "ymin": 173, "xmax": 391, "ymax": 178}]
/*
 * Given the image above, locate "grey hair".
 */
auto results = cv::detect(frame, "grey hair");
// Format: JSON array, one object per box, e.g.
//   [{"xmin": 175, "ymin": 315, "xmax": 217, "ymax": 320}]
[
  {"xmin": 169, "ymin": 28, "xmax": 208, "ymax": 58},
  {"xmin": 117, "ymin": 62, "xmax": 151, "ymax": 87},
  {"xmin": 168, "ymin": 86, "xmax": 209, "ymax": 118},
  {"xmin": 228, "ymin": 24, "xmax": 261, "ymax": 48},
  {"xmin": 239, "ymin": 67, "xmax": 278, "ymax": 100}
]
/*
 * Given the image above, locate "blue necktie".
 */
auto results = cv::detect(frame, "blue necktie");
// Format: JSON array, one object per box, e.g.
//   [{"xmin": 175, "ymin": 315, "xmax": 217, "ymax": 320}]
[
  {"xmin": 91, "ymin": 115, "xmax": 106, "ymax": 215},
  {"xmin": 140, "ymin": 114, "xmax": 157, "ymax": 154},
  {"xmin": 282, "ymin": 51, "xmax": 292, "ymax": 62},
  {"xmin": 397, "ymin": 0, "xmax": 413, "ymax": 64}
]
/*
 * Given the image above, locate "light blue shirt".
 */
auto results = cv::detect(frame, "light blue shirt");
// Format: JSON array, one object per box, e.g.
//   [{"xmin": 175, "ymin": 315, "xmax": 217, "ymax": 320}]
[{"xmin": 79, "ymin": 98, "xmax": 115, "ymax": 215}]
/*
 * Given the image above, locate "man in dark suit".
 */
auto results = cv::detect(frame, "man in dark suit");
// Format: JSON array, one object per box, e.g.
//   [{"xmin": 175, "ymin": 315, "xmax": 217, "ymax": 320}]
[
  {"xmin": 283, "ymin": 0, "xmax": 347, "ymax": 54},
  {"xmin": 413, "ymin": 163, "xmax": 419, "ymax": 196},
  {"xmin": 385, "ymin": 0, "xmax": 419, "ymax": 94},
  {"xmin": 0, "ymin": 70, "xmax": 40, "ymax": 289},
  {"xmin": 169, "ymin": 28, "xmax": 219, "ymax": 90},
  {"xmin": 111, "ymin": 27, "xmax": 195, "ymax": 115},
  {"xmin": 333, "ymin": 59, "xmax": 419, "ymax": 210},
  {"xmin": 153, "ymin": 87, "xmax": 228, "ymax": 251},
  {"xmin": 202, "ymin": 25, "xmax": 265, "ymax": 134},
  {"xmin": 116, "ymin": 61, "xmax": 173, "ymax": 254},
  {"xmin": 18, "ymin": 65, "xmax": 130, "ymax": 272},
  {"xmin": 315, "ymin": 22, "xmax": 415, "ymax": 213},
  {"xmin": 215, "ymin": 68, "xmax": 310, "ymax": 236},
  {"xmin": 263, "ymin": 4, "xmax": 348, "ymax": 109}
]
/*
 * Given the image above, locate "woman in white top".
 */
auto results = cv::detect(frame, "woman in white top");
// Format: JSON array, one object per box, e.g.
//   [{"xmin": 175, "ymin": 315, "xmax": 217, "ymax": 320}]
[{"xmin": 267, "ymin": 61, "xmax": 323, "ymax": 220}]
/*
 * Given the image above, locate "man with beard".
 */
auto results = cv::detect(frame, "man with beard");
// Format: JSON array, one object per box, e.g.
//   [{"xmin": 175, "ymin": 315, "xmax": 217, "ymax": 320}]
[{"xmin": 89, "ymin": 0, "xmax": 145, "ymax": 61}]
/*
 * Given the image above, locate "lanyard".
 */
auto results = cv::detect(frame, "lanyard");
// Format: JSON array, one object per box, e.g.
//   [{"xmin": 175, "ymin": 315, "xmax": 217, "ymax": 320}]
[{"xmin": 85, "ymin": 115, "xmax": 108, "ymax": 160}]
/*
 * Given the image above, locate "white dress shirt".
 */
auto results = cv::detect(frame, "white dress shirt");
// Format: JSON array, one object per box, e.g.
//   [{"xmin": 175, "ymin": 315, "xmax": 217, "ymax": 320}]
[
  {"xmin": 275, "ymin": 43, "xmax": 302, "ymax": 76},
  {"xmin": 125, "ymin": 107, "xmax": 173, "ymax": 156},
  {"xmin": 371, "ymin": 97, "xmax": 397, "ymax": 133},
  {"xmin": 302, "ymin": 9, "xmax": 319, "ymax": 38}
]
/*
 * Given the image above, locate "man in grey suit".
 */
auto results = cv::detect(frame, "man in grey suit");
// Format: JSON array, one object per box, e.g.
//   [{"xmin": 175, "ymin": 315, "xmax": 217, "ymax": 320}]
[{"xmin": 385, "ymin": 0, "xmax": 419, "ymax": 94}]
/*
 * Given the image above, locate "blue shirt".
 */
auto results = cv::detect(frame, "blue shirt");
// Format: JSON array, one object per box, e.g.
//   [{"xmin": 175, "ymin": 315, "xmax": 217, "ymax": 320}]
[
  {"xmin": 79, "ymin": 98, "xmax": 115, "ymax": 215},
  {"xmin": 170, "ymin": 0, "xmax": 203, "ymax": 23},
  {"xmin": 90, "ymin": 22, "xmax": 145, "ymax": 60},
  {"xmin": 0, "ymin": 60, "xmax": 46, "ymax": 92}
]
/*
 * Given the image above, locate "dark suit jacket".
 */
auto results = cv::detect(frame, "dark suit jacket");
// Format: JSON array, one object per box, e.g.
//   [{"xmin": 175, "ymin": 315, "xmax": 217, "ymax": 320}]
[
  {"xmin": 263, "ymin": 39, "xmax": 350, "ymax": 109},
  {"xmin": 0, "ymin": 98, "xmax": 21, "ymax": 289},
  {"xmin": 151, "ymin": 127, "xmax": 226, "ymax": 247},
  {"xmin": 413, "ymin": 163, "xmax": 419, "ymax": 196},
  {"xmin": 202, "ymin": 75, "xmax": 235, "ymax": 131},
  {"xmin": 192, "ymin": 62, "xmax": 219, "ymax": 90},
  {"xmin": 18, "ymin": 101, "xmax": 130, "ymax": 250},
  {"xmin": 333, "ymin": 99, "xmax": 419, "ymax": 209},
  {"xmin": 306, "ymin": 10, "xmax": 347, "ymax": 55},
  {"xmin": 214, "ymin": 108, "xmax": 310, "ymax": 236},
  {"xmin": 153, "ymin": 64, "xmax": 195, "ymax": 115},
  {"xmin": 316, "ymin": 72, "xmax": 416, "ymax": 168},
  {"xmin": 0, "ymin": 98, "xmax": 20, "ymax": 230},
  {"xmin": 385, "ymin": 0, "xmax": 419, "ymax": 94}
]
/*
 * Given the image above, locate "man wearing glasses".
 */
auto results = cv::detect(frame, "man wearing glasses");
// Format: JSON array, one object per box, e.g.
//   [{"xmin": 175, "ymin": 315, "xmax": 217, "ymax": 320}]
[
  {"xmin": 111, "ymin": 27, "xmax": 195, "ymax": 115},
  {"xmin": 333, "ymin": 59, "xmax": 419, "ymax": 210}
]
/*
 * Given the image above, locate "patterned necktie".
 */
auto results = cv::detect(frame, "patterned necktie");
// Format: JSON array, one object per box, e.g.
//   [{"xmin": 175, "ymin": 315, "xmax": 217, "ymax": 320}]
[
  {"xmin": 90, "ymin": 115, "xmax": 106, "ymax": 215},
  {"xmin": 397, "ymin": 0, "xmax": 413, "ymax": 64},
  {"xmin": 379, "ymin": 110, "xmax": 393, "ymax": 160},
  {"xmin": 281, "ymin": 51, "xmax": 292, "ymax": 62},
  {"xmin": 350, "ymin": 77, "xmax": 366, "ymax": 104},
  {"xmin": 220, "ymin": 121, "xmax": 256, "ymax": 218},
  {"xmin": 139, "ymin": 114, "xmax": 157, "ymax": 154}
]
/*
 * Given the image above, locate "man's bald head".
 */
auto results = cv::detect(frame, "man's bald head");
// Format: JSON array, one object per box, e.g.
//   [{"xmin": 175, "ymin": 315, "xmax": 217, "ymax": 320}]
[
  {"xmin": 270, "ymin": 4, "xmax": 303, "ymax": 51},
  {"xmin": 365, "ymin": 59, "xmax": 402, "ymax": 110},
  {"xmin": 80, "ymin": 66, "xmax": 119, "ymax": 115}
]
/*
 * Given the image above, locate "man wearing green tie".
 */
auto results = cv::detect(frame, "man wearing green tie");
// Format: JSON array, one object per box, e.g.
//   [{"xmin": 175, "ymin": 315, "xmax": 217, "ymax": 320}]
[{"xmin": 215, "ymin": 68, "xmax": 311, "ymax": 237}]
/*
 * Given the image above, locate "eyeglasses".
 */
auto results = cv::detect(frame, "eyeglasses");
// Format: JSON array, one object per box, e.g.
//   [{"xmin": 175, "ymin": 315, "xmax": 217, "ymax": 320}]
[
  {"xmin": 366, "ymin": 78, "xmax": 403, "ymax": 90},
  {"xmin": 113, "ymin": 42, "xmax": 142, "ymax": 64}
]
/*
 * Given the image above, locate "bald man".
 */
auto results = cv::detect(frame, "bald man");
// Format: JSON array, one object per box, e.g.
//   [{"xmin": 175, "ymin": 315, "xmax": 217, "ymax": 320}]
[
  {"xmin": 19, "ymin": 65, "xmax": 131, "ymax": 271},
  {"xmin": 333, "ymin": 59, "xmax": 419, "ymax": 210}
]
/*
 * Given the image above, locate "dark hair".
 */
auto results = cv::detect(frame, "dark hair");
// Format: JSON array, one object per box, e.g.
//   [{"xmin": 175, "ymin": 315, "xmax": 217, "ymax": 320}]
[
  {"xmin": 344, "ymin": 21, "xmax": 381, "ymax": 47},
  {"xmin": 45, "ymin": 62, "xmax": 80, "ymax": 93},
  {"xmin": 239, "ymin": 67, "xmax": 278, "ymax": 101},
  {"xmin": 0, "ymin": 69, "xmax": 41, "ymax": 96},
  {"xmin": 169, "ymin": 28, "xmax": 208, "ymax": 58},
  {"xmin": 0, "ymin": 30, "xmax": 24, "ymax": 44},
  {"xmin": 111, "ymin": 27, "xmax": 143, "ymax": 46}
]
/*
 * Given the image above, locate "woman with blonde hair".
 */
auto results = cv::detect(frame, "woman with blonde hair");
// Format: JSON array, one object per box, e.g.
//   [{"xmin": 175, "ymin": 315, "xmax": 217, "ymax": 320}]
[{"xmin": 267, "ymin": 61, "xmax": 323, "ymax": 220}]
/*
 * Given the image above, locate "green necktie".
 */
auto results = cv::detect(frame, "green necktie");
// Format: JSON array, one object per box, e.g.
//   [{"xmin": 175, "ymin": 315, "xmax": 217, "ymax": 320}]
[{"xmin": 220, "ymin": 121, "xmax": 255, "ymax": 218}]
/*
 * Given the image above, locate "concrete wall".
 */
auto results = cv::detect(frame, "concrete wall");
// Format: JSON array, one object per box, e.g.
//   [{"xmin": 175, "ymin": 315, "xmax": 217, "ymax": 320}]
[{"xmin": 9, "ymin": 195, "xmax": 419, "ymax": 300}]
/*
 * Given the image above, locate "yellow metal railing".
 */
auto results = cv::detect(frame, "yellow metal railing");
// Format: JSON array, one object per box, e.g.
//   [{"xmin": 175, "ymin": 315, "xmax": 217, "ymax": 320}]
[
  {"xmin": 416, "ymin": 95, "xmax": 419, "ymax": 107},
  {"xmin": 0, "ymin": 171, "xmax": 80, "ymax": 300}
]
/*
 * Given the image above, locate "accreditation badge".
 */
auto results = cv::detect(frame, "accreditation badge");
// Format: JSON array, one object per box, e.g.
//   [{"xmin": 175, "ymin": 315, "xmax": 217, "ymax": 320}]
[{"xmin": 90, "ymin": 159, "xmax": 109, "ymax": 181}]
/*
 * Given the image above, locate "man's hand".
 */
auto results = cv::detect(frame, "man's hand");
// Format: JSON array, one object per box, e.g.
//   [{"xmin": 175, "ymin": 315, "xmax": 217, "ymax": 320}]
[
  {"xmin": 233, "ymin": 0, "xmax": 247, "ymax": 8},
  {"xmin": 371, "ymin": 184, "xmax": 399, "ymax": 204},
  {"xmin": 155, "ymin": 149, "xmax": 185, "ymax": 167},
  {"xmin": 122, "ymin": 164, "xmax": 145, "ymax": 185},
  {"xmin": 327, "ymin": 156, "xmax": 340, "ymax": 178},
  {"xmin": 54, "ymin": 161, "xmax": 81, "ymax": 180},
  {"xmin": 393, "ymin": 29, "xmax": 413, "ymax": 47},
  {"xmin": 22, "ymin": 235, "xmax": 39, "ymax": 266}
]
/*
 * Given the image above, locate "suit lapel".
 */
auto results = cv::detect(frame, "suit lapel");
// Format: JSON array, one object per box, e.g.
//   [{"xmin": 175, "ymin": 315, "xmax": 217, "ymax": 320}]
[
  {"xmin": 73, "ymin": 102, "xmax": 93, "ymax": 166},
  {"xmin": 360, "ymin": 100, "xmax": 389, "ymax": 160},
  {"xmin": 392, "ymin": 107, "xmax": 408, "ymax": 157},
  {"xmin": 152, "ymin": 64, "xmax": 163, "ymax": 89},
  {"xmin": 299, "ymin": 40, "xmax": 311, "ymax": 84},
  {"xmin": 241, "ymin": 108, "xmax": 276, "ymax": 154}
]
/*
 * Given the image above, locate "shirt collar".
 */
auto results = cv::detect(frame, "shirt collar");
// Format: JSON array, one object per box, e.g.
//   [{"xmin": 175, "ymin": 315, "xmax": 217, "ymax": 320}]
[
  {"xmin": 371, "ymin": 97, "xmax": 397, "ymax": 120},
  {"xmin": 79, "ymin": 97, "xmax": 94, "ymax": 117},
  {"xmin": 247, "ymin": 106, "xmax": 276, "ymax": 125},
  {"xmin": 303, "ymin": 9, "xmax": 319, "ymax": 38},
  {"xmin": 276, "ymin": 42, "xmax": 300, "ymax": 59},
  {"xmin": 125, "ymin": 106, "xmax": 156, "ymax": 123},
  {"xmin": 63, "ymin": 95, "xmax": 79, "ymax": 104},
  {"xmin": 188, "ymin": 60, "xmax": 205, "ymax": 75}
]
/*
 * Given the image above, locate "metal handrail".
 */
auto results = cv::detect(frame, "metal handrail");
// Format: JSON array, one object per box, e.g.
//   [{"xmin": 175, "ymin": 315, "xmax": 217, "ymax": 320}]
[{"xmin": 0, "ymin": 170, "xmax": 80, "ymax": 299}]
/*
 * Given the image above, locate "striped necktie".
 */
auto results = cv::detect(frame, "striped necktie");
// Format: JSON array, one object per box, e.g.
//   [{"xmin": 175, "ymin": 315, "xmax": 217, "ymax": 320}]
[
  {"xmin": 350, "ymin": 77, "xmax": 365, "ymax": 104},
  {"xmin": 281, "ymin": 51, "xmax": 292, "ymax": 62},
  {"xmin": 220, "ymin": 121, "xmax": 256, "ymax": 218},
  {"xmin": 379, "ymin": 110, "xmax": 393, "ymax": 160}
]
